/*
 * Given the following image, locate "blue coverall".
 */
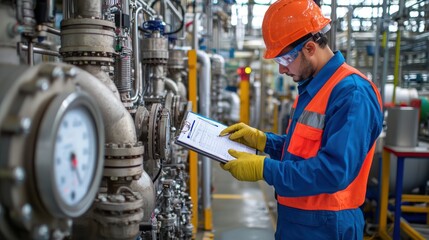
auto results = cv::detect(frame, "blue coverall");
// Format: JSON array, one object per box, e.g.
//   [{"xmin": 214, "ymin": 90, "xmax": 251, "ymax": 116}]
[{"xmin": 263, "ymin": 52, "xmax": 383, "ymax": 240}]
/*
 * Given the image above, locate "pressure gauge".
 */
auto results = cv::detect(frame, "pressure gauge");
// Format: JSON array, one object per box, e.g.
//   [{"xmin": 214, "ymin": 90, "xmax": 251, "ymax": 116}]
[{"xmin": 35, "ymin": 91, "xmax": 104, "ymax": 218}]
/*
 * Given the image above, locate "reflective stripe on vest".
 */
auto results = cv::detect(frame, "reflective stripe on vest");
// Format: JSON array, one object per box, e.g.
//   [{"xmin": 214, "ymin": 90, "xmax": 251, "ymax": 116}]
[{"xmin": 277, "ymin": 63, "xmax": 382, "ymax": 211}]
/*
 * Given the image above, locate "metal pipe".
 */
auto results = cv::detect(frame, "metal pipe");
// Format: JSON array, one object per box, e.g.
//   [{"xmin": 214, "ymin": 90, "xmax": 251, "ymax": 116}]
[
  {"xmin": 19, "ymin": 43, "xmax": 61, "ymax": 57},
  {"xmin": 196, "ymin": 50, "xmax": 212, "ymax": 230},
  {"xmin": 74, "ymin": 0, "xmax": 102, "ymax": 19},
  {"xmin": 27, "ymin": 39, "xmax": 33, "ymax": 66},
  {"xmin": 380, "ymin": 0, "xmax": 390, "ymax": 105},
  {"xmin": 76, "ymin": 68, "xmax": 137, "ymax": 143},
  {"xmin": 329, "ymin": 0, "xmax": 337, "ymax": 50},
  {"xmin": 221, "ymin": 90, "xmax": 240, "ymax": 122},
  {"xmin": 165, "ymin": 77, "xmax": 179, "ymax": 95},
  {"xmin": 346, "ymin": 5, "xmax": 352, "ymax": 63},
  {"xmin": 63, "ymin": 0, "xmax": 70, "ymax": 20},
  {"xmin": 131, "ymin": 4, "xmax": 143, "ymax": 102},
  {"xmin": 45, "ymin": 25, "xmax": 61, "ymax": 36},
  {"xmin": 251, "ymin": 81, "xmax": 261, "ymax": 127},
  {"xmin": 392, "ymin": 0, "xmax": 406, "ymax": 104},
  {"xmin": 136, "ymin": 0, "xmax": 157, "ymax": 17},
  {"xmin": 392, "ymin": 28, "xmax": 402, "ymax": 104},
  {"xmin": 206, "ymin": 0, "xmax": 213, "ymax": 51},
  {"xmin": 192, "ymin": 13, "xmax": 199, "ymax": 50},
  {"xmin": 258, "ymin": 51, "xmax": 265, "ymax": 129},
  {"xmin": 372, "ymin": 16, "xmax": 382, "ymax": 87}
]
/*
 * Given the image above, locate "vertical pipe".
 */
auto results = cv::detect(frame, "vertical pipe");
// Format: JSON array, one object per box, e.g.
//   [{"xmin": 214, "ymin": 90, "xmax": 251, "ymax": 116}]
[
  {"xmin": 329, "ymin": 0, "xmax": 337, "ymax": 50},
  {"xmin": 240, "ymin": 77, "xmax": 250, "ymax": 124},
  {"xmin": 27, "ymin": 39, "xmax": 33, "ymax": 66},
  {"xmin": 197, "ymin": 50, "xmax": 212, "ymax": 231},
  {"xmin": 258, "ymin": 52, "xmax": 265, "ymax": 130},
  {"xmin": 63, "ymin": 0, "xmax": 69, "ymax": 20},
  {"xmin": 346, "ymin": 5, "xmax": 352, "ymax": 63},
  {"xmin": 187, "ymin": 50, "xmax": 198, "ymax": 235},
  {"xmin": 272, "ymin": 100, "xmax": 278, "ymax": 133},
  {"xmin": 131, "ymin": 5, "xmax": 142, "ymax": 102},
  {"xmin": 372, "ymin": 16, "xmax": 382, "ymax": 87},
  {"xmin": 378, "ymin": 150, "xmax": 390, "ymax": 236},
  {"xmin": 380, "ymin": 0, "xmax": 389, "ymax": 105},
  {"xmin": 192, "ymin": 13, "xmax": 199, "ymax": 50},
  {"xmin": 206, "ymin": 0, "xmax": 213, "ymax": 51},
  {"xmin": 74, "ymin": 0, "xmax": 102, "ymax": 19},
  {"xmin": 392, "ymin": 29, "xmax": 401, "ymax": 104},
  {"xmin": 392, "ymin": 0, "xmax": 405, "ymax": 104}
]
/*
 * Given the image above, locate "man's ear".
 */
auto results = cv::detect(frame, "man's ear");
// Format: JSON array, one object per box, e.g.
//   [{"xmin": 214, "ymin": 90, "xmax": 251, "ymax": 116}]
[{"xmin": 303, "ymin": 41, "xmax": 316, "ymax": 56}]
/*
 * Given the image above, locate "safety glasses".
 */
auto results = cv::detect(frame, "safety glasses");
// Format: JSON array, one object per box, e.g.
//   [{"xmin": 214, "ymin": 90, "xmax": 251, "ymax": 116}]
[{"xmin": 274, "ymin": 39, "xmax": 311, "ymax": 67}]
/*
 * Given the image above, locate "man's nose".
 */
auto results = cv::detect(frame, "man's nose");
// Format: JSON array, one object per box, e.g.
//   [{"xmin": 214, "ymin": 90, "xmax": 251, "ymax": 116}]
[{"xmin": 279, "ymin": 64, "xmax": 289, "ymax": 74}]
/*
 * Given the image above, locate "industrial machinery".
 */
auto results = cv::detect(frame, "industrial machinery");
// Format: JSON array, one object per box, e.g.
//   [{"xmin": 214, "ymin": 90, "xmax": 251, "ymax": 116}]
[
  {"xmin": 0, "ymin": 0, "xmax": 247, "ymax": 237},
  {"xmin": 0, "ymin": 0, "xmax": 216, "ymax": 239}
]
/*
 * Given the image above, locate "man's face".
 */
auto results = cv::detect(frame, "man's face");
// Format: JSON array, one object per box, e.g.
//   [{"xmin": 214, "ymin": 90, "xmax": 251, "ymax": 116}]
[{"xmin": 278, "ymin": 50, "xmax": 315, "ymax": 83}]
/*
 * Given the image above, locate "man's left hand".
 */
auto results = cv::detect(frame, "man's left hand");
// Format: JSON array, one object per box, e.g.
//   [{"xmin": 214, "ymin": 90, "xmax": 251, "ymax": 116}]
[{"xmin": 220, "ymin": 149, "xmax": 265, "ymax": 181}]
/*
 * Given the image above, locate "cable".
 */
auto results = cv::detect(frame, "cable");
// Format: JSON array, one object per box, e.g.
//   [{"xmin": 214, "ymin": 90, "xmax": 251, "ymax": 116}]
[
  {"xmin": 149, "ymin": 0, "xmax": 185, "ymax": 35},
  {"xmin": 152, "ymin": 162, "xmax": 163, "ymax": 182}
]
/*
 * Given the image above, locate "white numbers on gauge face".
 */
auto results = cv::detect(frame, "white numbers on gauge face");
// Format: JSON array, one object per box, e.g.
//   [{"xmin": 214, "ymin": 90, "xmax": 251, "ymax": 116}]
[{"xmin": 53, "ymin": 107, "xmax": 97, "ymax": 206}]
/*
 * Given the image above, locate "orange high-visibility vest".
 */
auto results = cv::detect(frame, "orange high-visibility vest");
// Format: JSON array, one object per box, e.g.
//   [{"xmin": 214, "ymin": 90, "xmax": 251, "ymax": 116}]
[{"xmin": 277, "ymin": 63, "xmax": 382, "ymax": 211}]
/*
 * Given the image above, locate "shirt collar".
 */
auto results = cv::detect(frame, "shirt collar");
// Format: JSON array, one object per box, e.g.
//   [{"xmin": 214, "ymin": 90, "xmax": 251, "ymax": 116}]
[{"xmin": 298, "ymin": 51, "xmax": 345, "ymax": 97}]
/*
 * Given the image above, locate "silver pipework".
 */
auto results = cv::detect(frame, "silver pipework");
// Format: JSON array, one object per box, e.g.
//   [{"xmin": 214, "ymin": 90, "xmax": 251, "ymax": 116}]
[{"xmin": 74, "ymin": 0, "xmax": 102, "ymax": 19}]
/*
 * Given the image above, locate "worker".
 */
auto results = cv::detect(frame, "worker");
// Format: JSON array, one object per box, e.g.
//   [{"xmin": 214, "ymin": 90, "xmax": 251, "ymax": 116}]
[{"xmin": 219, "ymin": 0, "xmax": 383, "ymax": 239}]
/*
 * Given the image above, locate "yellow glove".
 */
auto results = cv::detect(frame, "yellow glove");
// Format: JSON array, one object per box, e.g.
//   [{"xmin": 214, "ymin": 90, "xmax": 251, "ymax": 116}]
[
  {"xmin": 219, "ymin": 123, "xmax": 266, "ymax": 152},
  {"xmin": 220, "ymin": 149, "xmax": 265, "ymax": 181}
]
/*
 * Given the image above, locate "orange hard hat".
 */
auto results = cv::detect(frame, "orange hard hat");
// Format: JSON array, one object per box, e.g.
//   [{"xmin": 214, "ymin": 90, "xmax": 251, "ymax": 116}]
[{"xmin": 262, "ymin": 0, "xmax": 331, "ymax": 59}]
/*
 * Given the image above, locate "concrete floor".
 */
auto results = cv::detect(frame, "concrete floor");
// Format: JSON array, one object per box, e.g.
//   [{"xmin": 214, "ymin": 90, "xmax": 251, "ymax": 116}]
[{"xmin": 204, "ymin": 162, "xmax": 277, "ymax": 240}]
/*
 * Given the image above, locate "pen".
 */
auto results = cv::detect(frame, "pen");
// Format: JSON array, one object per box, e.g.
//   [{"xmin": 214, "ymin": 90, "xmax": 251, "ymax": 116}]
[
  {"xmin": 197, "ymin": 117, "xmax": 218, "ymax": 127},
  {"xmin": 187, "ymin": 120, "xmax": 195, "ymax": 138}
]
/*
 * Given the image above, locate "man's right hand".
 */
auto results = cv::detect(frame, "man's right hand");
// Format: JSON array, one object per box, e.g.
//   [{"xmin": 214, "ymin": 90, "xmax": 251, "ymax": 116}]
[{"xmin": 219, "ymin": 122, "xmax": 266, "ymax": 152}]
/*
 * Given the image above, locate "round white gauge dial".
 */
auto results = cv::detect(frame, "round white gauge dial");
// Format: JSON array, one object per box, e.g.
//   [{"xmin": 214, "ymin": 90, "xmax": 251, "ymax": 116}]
[
  {"xmin": 53, "ymin": 107, "xmax": 97, "ymax": 206},
  {"xmin": 36, "ymin": 91, "xmax": 104, "ymax": 218}
]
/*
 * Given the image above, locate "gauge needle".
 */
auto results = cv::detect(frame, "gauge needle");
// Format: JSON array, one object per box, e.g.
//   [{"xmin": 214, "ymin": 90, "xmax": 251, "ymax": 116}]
[{"xmin": 71, "ymin": 153, "xmax": 83, "ymax": 185}]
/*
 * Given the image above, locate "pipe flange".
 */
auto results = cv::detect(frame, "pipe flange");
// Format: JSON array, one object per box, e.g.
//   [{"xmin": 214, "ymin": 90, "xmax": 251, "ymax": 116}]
[
  {"xmin": 158, "ymin": 108, "xmax": 171, "ymax": 159},
  {"xmin": 134, "ymin": 106, "xmax": 150, "ymax": 140},
  {"xmin": 167, "ymin": 49, "xmax": 185, "ymax": 70},
  {"xmin": 140, "ymin": 57, "xmax": 168, "ymax": 65},
  {"xmin": 61, "ymin": 51, "xmax": 115, "ymax": 65},
  {"xmin": 147, "ymin": 103, "xmax": 162, "ymax": 160},
  {"xmin": 103, "ymin": 142, "xmax": 144, "ymax": 178},
  {"xmin": 105, "ymin": 142, "xmax": 144, "ymax": 157},
  {"xmin": 164, "ymin": 92, "xmax": 174, "ymax": 122},
  {"xmin": 93, "ymin": 187, "xmax": 144, "ymax": 240},
  {"xmin": 94, "ymin": 191, "xmax": 143, "ymax": 212},
  {"xmin": 61, "ymin": 18, "xmax": 116, "ymax": 29}
]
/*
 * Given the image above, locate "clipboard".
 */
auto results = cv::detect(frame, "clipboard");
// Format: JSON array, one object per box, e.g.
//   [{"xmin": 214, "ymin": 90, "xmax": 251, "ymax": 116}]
[{"xmin": 175, "ymin": 111, "xmax": 257, "ymax": 163}]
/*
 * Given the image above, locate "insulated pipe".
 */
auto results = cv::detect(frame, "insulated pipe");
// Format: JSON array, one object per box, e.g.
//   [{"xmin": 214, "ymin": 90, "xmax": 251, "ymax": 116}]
[
  {"xmin": 165, "ymin": 77, "xmax": 179, "ymax": 95},
  {"xmin": 75, "ymin": 66, "xmax": 137, "ymax": 143},
  {"xmin": 196, "ymin": 50, "xmax": 212, "ymax": 230},
  {"xmin": 221, "ymin": 90, "xmax": 240, "ymax": 122}
]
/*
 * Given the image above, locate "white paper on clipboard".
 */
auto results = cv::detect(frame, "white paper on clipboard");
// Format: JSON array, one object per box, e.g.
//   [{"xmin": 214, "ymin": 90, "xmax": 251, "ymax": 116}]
[{"xmin": 175, "ymin": 111, "xmax": 257, "ymax": 163}]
